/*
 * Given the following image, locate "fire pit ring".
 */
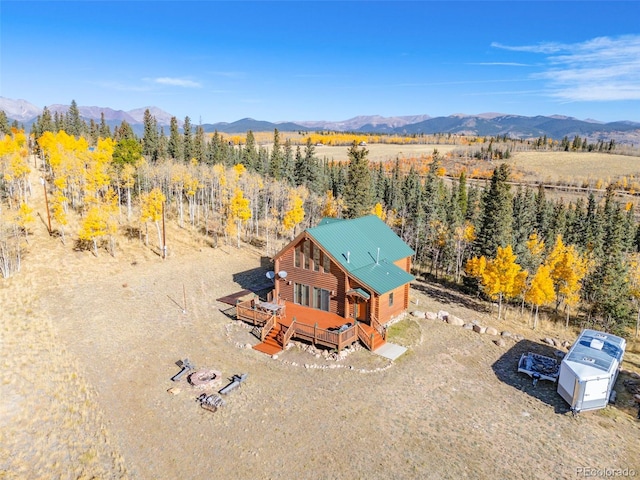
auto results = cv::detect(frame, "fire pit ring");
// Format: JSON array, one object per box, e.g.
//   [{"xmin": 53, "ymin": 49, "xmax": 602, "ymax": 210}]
[{"xmin": 188, "ymin": 369, "xmax": 222, "ymax": 389}]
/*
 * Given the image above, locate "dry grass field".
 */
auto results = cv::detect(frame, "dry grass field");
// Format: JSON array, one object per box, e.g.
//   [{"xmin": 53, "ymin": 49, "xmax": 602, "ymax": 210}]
[
  {"xmin": 311, "ymin": 143, "xmax": 460, "ymax": 163},
  {"xmin": 1, "ymin": 168, "xmax": 640, "ymax": 479},
  {"xmin": 508, "ymin": 151, "xmax": 640, "ymax": 186}
]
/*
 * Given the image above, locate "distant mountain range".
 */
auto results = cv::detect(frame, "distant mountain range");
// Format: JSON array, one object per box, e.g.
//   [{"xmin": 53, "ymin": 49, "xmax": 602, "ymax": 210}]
[{"xmin": 2, "ymin": 96, "xmax": 639, "ymax": 144}]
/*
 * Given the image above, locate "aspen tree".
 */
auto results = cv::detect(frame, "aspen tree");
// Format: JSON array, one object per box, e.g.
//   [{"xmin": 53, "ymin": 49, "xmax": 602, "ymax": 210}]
[
  {"xmin": 477, "ymin": 245, "xmax": 527, "ymax": 321},
  {"xmin": 282, "ymin": 188, "xmax": 306, "ymax": 239},
  {"xmin": 525, "ymin": 264, "xmax": 556, "ymax": 329},
  {"xmin": 228, "ymin": 187, "xmax": 251, "ymax": 247},
  {"xmin": 140, "ymin": 187, "xmax": 166, "ymax": 250},
  {"xmin": 371, "ymin": 202, "xmax": 386, "ymax": 221}
]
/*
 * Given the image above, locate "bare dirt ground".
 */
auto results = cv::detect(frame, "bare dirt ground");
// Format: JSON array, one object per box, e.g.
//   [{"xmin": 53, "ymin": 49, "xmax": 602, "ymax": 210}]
[{"xmin": 1, "ymin": 173, "xmax": 640, "ymax": 479}]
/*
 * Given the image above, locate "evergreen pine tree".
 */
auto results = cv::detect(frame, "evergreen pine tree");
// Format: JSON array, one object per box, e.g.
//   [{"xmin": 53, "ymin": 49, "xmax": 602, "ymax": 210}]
[
  {"xmin": 457, "ymin": 170, "xmax": 468, "ymax": 218},
  {"xmin": 99, "ymin": 112, "xmax": 111, "ymax": 138},
  {"xmin": 511, "ymin": 186, "xmax": 537, "ymax": 259},
  {"xmin": 268, "ymin": 128, "xmax": 283, "ymax": 179},
  {"xmin": 115, "ymin": 120, "xmax": 135, "ymax": 141},
  {"xmin": 586, "ymin": 201, "xmax": 632, "ymax": 332},
  {"xmin": 193, "ymin": 125, "xmax": 206, "ymax": 163},
  {"xmin": 242, "ymin": 131, "xmax": 258, "ymax": 171},
  {"xmin": 282, "ymin": 138, "xmax": 295, "ymax": 185},
  {"xmin": 168, "ymin": 116, "xmax": 183, "ymax": 162},
  {"xmin": 0, "ymin": 111, "xmax": 10, "ymax": 134},
  {"xmin": 66, "ymin": 100, "xmax": 83, "ymax": 137},
  {"xmin": 142, "ymin": 109, "xmax": 159, "ymax": 162},
  {"xmin": 183, "ymin": 116, "xmax": 193, "ymax": 162},
  {"xmin": 534, "ymin": 183, "xmax": 552, "ymax": 243},
  {"xmin": 474, "ymin": 163, "xmax": 513, "ymax": 257},
  {"xmin": 343, "ymin": 142, "xmax": 373, "ymax": 218}
]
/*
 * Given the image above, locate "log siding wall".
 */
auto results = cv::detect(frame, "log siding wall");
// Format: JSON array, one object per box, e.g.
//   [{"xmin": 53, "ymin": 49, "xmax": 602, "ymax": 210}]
[
  {"xmin": 276, "ymin": 237, "xmax": 347, "ymax": 317},
  {"xmin": 275, "ymin": 235, "xmax": 413, "ymax": 325}
]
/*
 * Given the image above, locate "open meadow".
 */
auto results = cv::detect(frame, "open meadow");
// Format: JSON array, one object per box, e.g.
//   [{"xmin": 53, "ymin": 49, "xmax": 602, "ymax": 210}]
[
  {"xmin": 1, "ymin": 167, "xmax": 640, "ymax": 479},
  {"xmin": 508, "ymin": 151, "xmax": 640, "ymax": 186}
]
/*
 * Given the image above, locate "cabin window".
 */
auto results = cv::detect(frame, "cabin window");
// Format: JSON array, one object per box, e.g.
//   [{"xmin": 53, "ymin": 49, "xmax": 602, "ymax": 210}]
[
  {"xmin": 323, "ymin": 253, "xmax": 330, "ymax": 273},
  {"xmin": 294, "ymin": 244, "xmax": 301, "ymax": 268},
  {"xmin": 294, "ymin": 283, "xmax": 310, "ymax": 306},
  {"xmin": 313, "ymin": 245, "xmax": 321, "ymax": 272},
  {"xmin": 303, "ymin": 240, "xmax": 310, "ymax": 269},
  {"xmin": 388, "ymin": 292, "xmax": 394, "ymax": 307},
  {"xmin": 313, "ymin": 287, "xmax": 330, "ymax": 311}
]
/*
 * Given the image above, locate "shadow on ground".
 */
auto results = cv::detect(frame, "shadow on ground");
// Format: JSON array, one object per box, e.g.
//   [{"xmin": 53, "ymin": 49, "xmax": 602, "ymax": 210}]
[
  {"xmin": 492, "ymin": 339, "xmax": 571, "ymax": 415},
  {"xmin": 412, "ymin": 279, "xmax": 489, "ymax": 313},
  {"xmin": 230, "ymin": 256, "xmax": 274, "ymax": 298}
]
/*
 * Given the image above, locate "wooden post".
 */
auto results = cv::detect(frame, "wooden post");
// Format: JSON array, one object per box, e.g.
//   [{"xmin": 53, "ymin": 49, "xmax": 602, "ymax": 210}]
[
  {"xmin": 182, "ymin": 284, "xmax": 187, "ymax": 314},
  {"xmin": 40, "ymin": 178, "xmax": 52, "ymax": 236},
  {"xmin": 162, "ymin": 201, "xmax": 167, "ymax": 260}
]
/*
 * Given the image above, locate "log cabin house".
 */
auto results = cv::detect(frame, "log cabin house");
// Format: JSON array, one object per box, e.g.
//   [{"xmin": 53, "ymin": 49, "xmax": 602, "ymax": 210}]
[{"xmin": 236, "ymin": 215, "xmax": 415, "ymax": 355}]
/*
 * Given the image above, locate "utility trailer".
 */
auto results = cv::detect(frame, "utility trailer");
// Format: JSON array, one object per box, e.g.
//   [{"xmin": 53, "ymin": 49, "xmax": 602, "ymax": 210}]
[
  {"xmin": 518, "ymin": 352, "xmax": 560, "ymax": 385},
  {"xmin": 557, "ymin": 329, "xmax": 626, "ymax": 414}
]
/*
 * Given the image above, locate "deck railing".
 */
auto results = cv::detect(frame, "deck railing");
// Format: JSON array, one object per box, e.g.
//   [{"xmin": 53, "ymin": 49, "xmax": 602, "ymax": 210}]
[
  {"xmin": 281, "ymin": 318, "xmax": 297, "ymax": 347},
  {"xmin": 235, "ymin": 299, "xmax": 360, "ymax": 351},
  {"xmin": 288, "ymin": 321, "xmax": 357, "ymax": 351},
  {"xmin": 261, "ymin": 315, "xmax": 276, "ymax": 341},
  {"xmin": 371, "ymin": 314, "xmax": 387, "ymax": 340},
  {"xmin": 357, "ymin": 323, "xmax": 374, "ymax": 350},
  {"xmin": 236, "ymin": 299, "xmax": 273, "ymax": 326}
]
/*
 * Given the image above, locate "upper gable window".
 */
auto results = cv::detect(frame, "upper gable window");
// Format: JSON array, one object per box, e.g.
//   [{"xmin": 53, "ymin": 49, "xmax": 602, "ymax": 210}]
[
  {"xmin": 303, "ymin": 240, "xmax": 310, "ymax": 269},
  {"xmin": 313, "ymin": 244, "xmax": 321, "ymax": 272},
  {"xmin": 323, "ymin": 253, "xmax": 331, "ymax": 273},
  {"xmin": 294, "ymin": 244, "xmax": 302, "ymax": 268}
]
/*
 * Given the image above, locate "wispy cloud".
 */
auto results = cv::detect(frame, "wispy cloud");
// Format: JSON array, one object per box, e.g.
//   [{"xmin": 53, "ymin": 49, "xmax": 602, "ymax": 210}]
[
  {"xmin": 468, "ymin": 62, "xmax": 533, "ymax": 67},
  {"xmin": 493, "ymin": 35, "xmax": 640, "ymax": 101},
  {"xmin": 152, "ymin": 77, "xmax": 202, "ymax": 88}
]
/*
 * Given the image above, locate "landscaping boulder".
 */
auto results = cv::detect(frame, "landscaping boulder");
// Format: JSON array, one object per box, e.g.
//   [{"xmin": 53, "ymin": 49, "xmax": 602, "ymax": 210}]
[
  {"xmin": 543, "ymin": 337, "xmax": 555, "ymax": 346},
  {"xmin": 426, "ymin": 311, "xmax": 438, "ymax": 320},
  {"xmin": 411, "ymin": 311, "xmax": 426, "ymax": 319},
  {"xmin": 447, "ymin": 316, "xmax": 465, "ymax": 327},
  {"xmin": 437, "ymin": 310, "xmax": 449, "ymax": 321},
  {"xmin": 463, "ymin": 323, "xmax": 474, "ymax": 330},
  {"xmin": 494, "ymin": 338, "xmax": 506, "ymax": 347},
  {"xmin": 485, "ymin": 326, "xmax": 498, "ymax": 336},
  {"xmin": 501, "ymin": 331, "xmax": 512, "ymax": 338},
  {"xmin": 472, "ymin": 324, "xmax": 486, "ymax": 334}
]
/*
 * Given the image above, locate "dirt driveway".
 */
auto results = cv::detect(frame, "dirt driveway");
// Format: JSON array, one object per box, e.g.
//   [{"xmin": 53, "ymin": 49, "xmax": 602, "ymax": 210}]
[{"xmin": 1, "ymin": 233, "xmax": 639, "ymax": 479}]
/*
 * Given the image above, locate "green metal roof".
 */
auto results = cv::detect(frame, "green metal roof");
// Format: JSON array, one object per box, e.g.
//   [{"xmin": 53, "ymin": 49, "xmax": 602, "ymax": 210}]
[{"xmin": 307, "ymin": 215, "xmax": 415, "ymax": 294}]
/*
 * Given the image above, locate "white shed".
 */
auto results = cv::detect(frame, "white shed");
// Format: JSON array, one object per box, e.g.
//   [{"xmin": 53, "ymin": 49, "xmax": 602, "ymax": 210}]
[{"xmin": 557, "ymin": 329, "xmax": 625, "ymax": 413}]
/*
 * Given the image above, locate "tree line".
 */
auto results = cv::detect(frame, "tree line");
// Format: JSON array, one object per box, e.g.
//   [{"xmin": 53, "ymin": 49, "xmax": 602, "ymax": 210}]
[{"xmin": 1, "ymin": 107, "xmax": 639, "ymax": 337}]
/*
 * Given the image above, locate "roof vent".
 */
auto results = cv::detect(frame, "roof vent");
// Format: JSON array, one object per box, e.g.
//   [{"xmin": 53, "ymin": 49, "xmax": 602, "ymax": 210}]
[
  {"xmin": 347, "ymin": 251, "xmax": 350, "ymax": 264},
  {"xmin": 590, "ymin": 338, "xmax": 604, "ymax": 350}
]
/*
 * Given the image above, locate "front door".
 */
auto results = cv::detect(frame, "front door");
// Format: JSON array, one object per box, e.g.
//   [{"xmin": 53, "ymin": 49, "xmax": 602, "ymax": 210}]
[{"xmin": 355, "ymin": 299, "xmax": 368, "ymax": 323}]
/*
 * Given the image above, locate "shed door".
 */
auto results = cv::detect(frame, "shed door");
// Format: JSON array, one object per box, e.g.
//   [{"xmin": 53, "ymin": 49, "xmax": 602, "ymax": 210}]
[{"xmin": 584, "ymin": 377, "xmax": 609, "ymax": 400}]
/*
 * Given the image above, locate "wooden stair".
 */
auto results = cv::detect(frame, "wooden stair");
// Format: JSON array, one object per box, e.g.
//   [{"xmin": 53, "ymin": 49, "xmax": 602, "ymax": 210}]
[
  {"xmin": 253, "ymin": 324, "xmax": 283, "ymax": 355},
  {"xmin": 358, "ymin": 323, "xmax": 386, "ymax": 351}
]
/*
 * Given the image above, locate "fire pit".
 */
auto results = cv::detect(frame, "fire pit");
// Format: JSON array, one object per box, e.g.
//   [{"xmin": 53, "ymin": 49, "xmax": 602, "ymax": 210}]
[{"xmin": 188, "ymin": 369, "xmax": 222, "ymax": 389}]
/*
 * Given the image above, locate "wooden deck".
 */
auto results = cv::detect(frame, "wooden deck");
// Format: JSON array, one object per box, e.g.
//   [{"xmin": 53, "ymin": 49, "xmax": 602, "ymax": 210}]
[
  {"xmin": 279, "ymin": 302, "xmax": 351, "ymax": 330},
  {"xmin": 235, "ymin": 299, "xmax": 385, "ymax": 354}
]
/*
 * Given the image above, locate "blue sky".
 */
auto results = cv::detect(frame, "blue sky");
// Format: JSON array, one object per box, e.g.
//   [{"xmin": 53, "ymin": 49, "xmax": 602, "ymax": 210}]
[{"xmin": 1, "ymin": 1, "xmax": 639, "ymax": 123}]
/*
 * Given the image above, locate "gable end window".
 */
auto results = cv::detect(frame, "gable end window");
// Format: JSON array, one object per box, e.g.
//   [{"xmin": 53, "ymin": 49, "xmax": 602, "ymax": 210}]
[
  {"xmin": 313, "ymin": 245, "xmax": 321, "ymax": 272},
  {"xmin": 303, "ymin": 240, "xmax": 310, "ymax": 269},
  {"xmin": 294, "ymin": 245, "xmax": 301, "ymax": 268},
  {"xmin": 323, "ymin": 253, "xmax": 331, "ymax": 273}
]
